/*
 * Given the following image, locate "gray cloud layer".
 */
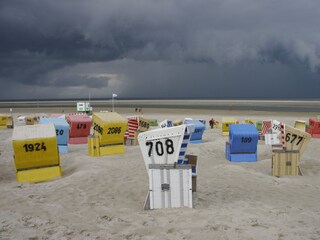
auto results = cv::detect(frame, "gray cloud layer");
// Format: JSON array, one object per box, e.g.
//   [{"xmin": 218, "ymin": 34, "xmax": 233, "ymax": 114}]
[{"xmin": 0, "ymin": 0, "xmax": 319, "ymax": 99}]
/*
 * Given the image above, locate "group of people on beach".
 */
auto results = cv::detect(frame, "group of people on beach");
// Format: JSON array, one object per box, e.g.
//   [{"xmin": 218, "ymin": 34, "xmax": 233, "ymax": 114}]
[{"xmin": 135, "ymin": 108, "xmax": 143, "ymax": 114}]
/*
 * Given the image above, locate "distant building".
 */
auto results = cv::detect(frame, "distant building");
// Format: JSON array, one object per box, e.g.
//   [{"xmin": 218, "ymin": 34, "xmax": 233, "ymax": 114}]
[{"xmin": 77, "ymin": 102, "xmax": 92, "ymax": 113}]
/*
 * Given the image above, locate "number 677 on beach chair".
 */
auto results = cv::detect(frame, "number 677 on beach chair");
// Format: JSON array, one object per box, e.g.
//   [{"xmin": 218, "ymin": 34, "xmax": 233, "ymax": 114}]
[{"xmin": 272, "ymin": 124, "xmax": 311, "ymax": 177}]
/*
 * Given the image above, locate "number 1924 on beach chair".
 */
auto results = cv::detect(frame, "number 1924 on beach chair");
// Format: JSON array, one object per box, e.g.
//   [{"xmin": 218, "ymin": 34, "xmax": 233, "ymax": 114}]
[{"xmin": 12, "ymin": 124, "xmax": 62, "ymax": 183}]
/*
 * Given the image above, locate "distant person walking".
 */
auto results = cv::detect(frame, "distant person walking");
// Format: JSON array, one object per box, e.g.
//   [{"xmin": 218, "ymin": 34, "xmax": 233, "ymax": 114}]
[{"xmin": 209, "ymin": 118, "xmax": 215, "ymax": 129}]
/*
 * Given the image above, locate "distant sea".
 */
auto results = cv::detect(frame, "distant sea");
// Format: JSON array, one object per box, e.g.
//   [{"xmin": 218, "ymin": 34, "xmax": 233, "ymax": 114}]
[
  {"xmin": 1, "ymin": 97, "xmax": 320, "ymax": 101},
  {"xmin": 0, "ymin": 98, "xmax": 319, "ymax": 112}
]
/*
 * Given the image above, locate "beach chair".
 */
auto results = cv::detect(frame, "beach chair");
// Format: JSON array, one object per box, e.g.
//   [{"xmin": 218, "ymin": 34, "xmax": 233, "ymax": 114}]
[
  {"xmin": 259, "ymin": 120, "xmax": 272, "ymax": 140},
  {"xmin": 222, "ymin": 118, "xmax": 239, "ymax": 136},
  {"xmin": 294, "ymin": 120, "xmax": 306, "ymax": 132},
  {"xmin": 139, "ymin": 125, "xmax": 194, "ymax": 210},
  {"xmin": 265, "ymin": 120, "xmax": 282, "ymax": 146},
  {"xmin": 125, "ymin": 116, "xmax": 150, "ymax": 146},
  {"xmin": 90, "ymin": 112, "xmax": 127, "ymax": 156},
  {"xmin": 12, "ymin": 124, "xmax": 62, "ymax": 182},
  {"xmin": 255, "ymin": 121, "xmax": 262, "ymax": 131},
  {"xmin": 307, "ymin": 118, "xmax": 320, "ymax": 138},
  {"xmin": 183, "ymin": 119, "xmax": 205, "ymax": 144},
  {"xmin": 67, "ymin": 114, "xmax": 92, "ymax": 144},
  {"xmin": 6, "ymin": 116, "xmax": 14, "ymax": 128},
  {"xmin": 226, "ymin": 124, "xmax": 259, "ymax": 162},
  {"xmin": 272, "ymin": 124, "xmax": 311, "ymax": 177},
  {"xmin": 245, "ymin": 119, "xmax": 255, "ymax": 124},
  {"xmin": 148, "ymin": 119, "xmax": 158, "ymax": 127},
  {"xmin": 173, "ymin": 119, "xmax": 184, "ymax": 126},
  {"xmin": 39, "ymin": 118, "xmax": 69, "ymax": 153},
  {"xmin": 159, "ymin": 119, "xmax": 173, "ymax": 128}
]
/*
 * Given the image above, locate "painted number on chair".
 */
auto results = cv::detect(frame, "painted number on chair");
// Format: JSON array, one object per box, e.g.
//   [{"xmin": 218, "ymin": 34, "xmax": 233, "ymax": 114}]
[
  {"xmin": 272, "ymin": 124, "xmax": 281, "ymax": 131},
  {"xmin": 139, "ymin": 120, "xmax": 149, "ymax": 129},
  {"xmin": 241, "ymin": 137, "xmax": 252, "ymax": 143},
  {"xmin": 77, "ymin": 123, "xmax": 87, "ymax": 129},
  {"xmin": 285, "ymin": 133, "xmax": 303, "ymax": 146},
  {"xmin": 56, "ymin": 129, "xmax": 64, "ymax": 136},
  {"xmin": 107, "ymin": 127, "xmax": 122, "ymax": 134},
  {"xmin": 93, "ymin": 123, "xmax": 103, "ymax": 135},
  {"xmin": 23, "ymin": 142, "xmax": 47, "ymax": 152},
  {"xmin": 146, "ymin": 139, "xmax": 174, "ymax": 157}
]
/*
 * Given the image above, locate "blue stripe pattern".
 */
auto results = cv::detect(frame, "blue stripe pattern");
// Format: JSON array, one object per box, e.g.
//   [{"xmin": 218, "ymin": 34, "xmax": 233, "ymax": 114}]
[
  {"xmin": 179, "ymin": 151, "xmax": 185, "ymax": 156},
  {"xmin": 160, "ymin": 123, "xmax": 193, "ymax": 165},
  {"xmin": 178, "ymin": 132, "xmax": 191, "ymax": 164}
]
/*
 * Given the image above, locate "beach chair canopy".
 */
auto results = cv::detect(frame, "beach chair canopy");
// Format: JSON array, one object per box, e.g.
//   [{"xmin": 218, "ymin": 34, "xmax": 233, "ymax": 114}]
[
  {"xmin": 39, "ymin": 118, "xmax": 69, "ymax": 146},
  {"xmin": 92, "ymin": 112, "xmax": 127, "ymax": 145},
  {"xmin": 229, "ymin": 124, "xmax": 259, "ymax": 153},
  {"xmin": 183, "ymin": 119, "xmax": 205, "ymax": 143}
]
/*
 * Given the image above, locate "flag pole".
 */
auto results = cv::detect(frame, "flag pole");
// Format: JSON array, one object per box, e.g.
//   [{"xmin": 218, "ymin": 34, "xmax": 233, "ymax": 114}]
[
  {"xmin": 112, "ymin": 95, "xmax": 114, "ymax": 112},
  {"xmin": 112, "ymin": 93, "xmax": 117, "ymax": 112}
]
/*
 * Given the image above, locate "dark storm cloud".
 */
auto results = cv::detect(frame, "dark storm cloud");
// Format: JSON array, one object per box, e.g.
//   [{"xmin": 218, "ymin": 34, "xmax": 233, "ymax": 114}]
[
  {"xmin": 46, "ymin": 75, "xmax": 111, "ymax": 88},
  {"xmin": 103, "ymin": 59, "xmax": 320, "ymax": 99},
  {"xmin": 0, "ymin": 0, "xmax": 320, "ymax": 99},
  {"xmin": 0, "ymin": 50, "xmax": 67, "ymax": 85}
]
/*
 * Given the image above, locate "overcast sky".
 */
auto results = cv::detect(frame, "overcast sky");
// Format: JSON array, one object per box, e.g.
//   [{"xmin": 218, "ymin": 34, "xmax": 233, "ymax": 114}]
[{"xmin": 1, "ymin": 0, "xmax": 320, "ymax": 100}]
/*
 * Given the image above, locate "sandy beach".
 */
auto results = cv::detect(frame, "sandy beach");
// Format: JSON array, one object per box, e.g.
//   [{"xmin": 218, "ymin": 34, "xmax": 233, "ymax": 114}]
[{"xmin": 0, "ymin": 106, "xmax": 320, "ymax": 240}]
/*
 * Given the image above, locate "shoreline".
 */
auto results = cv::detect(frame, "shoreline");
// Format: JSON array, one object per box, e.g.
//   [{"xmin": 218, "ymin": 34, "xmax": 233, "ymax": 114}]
[{"xmin": 0, "ymin": 99, "xmax": 319, "ymax": 113}]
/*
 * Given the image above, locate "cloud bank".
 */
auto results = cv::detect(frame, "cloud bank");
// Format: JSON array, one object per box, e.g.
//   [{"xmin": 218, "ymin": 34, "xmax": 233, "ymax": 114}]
[{"xmin": 0, "ymin": 0, "xmax": 319, "ymax": 99}]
